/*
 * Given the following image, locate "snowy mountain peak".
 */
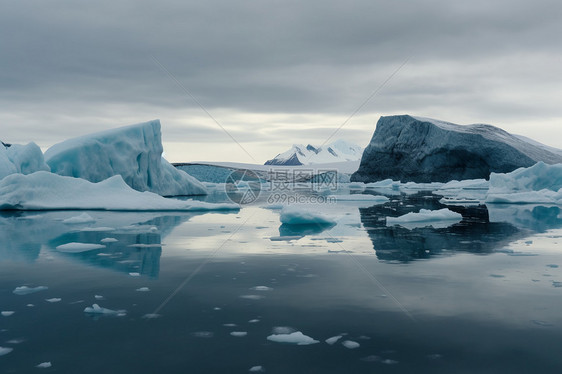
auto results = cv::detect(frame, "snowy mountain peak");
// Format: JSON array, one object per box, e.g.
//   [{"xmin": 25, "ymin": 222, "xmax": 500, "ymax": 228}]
[{"xmin": 265, "ymin": 141, "xmax": 363, "ymax": 166}]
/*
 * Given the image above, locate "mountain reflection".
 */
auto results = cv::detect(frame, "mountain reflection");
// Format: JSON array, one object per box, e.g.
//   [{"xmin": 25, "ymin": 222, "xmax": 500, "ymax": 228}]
[{"xmin": 358, "ymin": 192, "xmax": 562, "ymax": 263}]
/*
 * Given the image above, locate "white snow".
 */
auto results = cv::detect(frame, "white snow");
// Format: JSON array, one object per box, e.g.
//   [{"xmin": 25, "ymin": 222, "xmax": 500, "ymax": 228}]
[
  {"xmin": 0, "ymin": 347, "xmax": 13, "ymax": 356},
  {"xmin": 45, "ymin": 120, "xmax": 206, "ymax": 196},
  {"xmin": 280, "ymin": 205, "xmax": 336, "ymax": 225},
  {"xmin": 230, "ymin": 331, "xmax": 248, "ymax": 337},
  {"xmin": 83, "ymin": 303, "xmax": 126, "ymax": 316},
  {"xmin": 266, "ymin": 331, "xmax": 319, "ymax": 345},
  {"xmin": 325, "ymin": 335, "xmax": 343, "ymax": 345},
  {"xmin": 386, "ymin": 208, "xmax": 462, "ymax": 229},
  {"xmin": 1, "ymin": 311, "xmax": 14, "ymax": 317},
  {"xmin": 0, "ymin": 142, "xmax": 50, "ymax": 180},
  {"xmin": 486, "ymin": 162, "xmax": 562, "ymax": 204},
  {"xmin": 62, "ymin": 213, "xmax": 96, "ymax": 224},
  {"xmin": 56, "ymin": 242, "xmax": 106, "ymax": 253},
  {"xmin": 342, "ymin": 340, "xmax": 360, "ymax": 349},
  {"xmin": 0, "ymin": 171, "xmax": 239, "ymax": 211},
  {"xmin": 36, "ymin": 362, "xmax": 52, "ymax": 369},
  {"xmin": 13, "ymin": 286, "xmax": 48, "ymax": 295},
  {"xmin": 266, "ymin": 140, "xmax": 363, "ymax": 165}
]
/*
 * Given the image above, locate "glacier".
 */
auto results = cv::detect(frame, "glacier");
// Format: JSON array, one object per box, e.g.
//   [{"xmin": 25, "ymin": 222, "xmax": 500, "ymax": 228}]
[
  {"xmin": 0, "ymin": 171, "xmax": 238, "ymax": 211},
  {"xmin": 351, "ymin": 115, "xmax": 562, "ymax": 183},
  {"xmin": 44, "ymin": 120, "xmax": 206, "ymax": 196},
  {"xmin": 0, "ymin": 142, "xmax": 50, "ymax": 180}
]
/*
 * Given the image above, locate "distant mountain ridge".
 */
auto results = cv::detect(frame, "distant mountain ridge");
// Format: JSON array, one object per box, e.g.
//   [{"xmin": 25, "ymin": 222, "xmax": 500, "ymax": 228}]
[{"xmin": 265, "ymin": 140, "xmax": 363, "ymax": 166}]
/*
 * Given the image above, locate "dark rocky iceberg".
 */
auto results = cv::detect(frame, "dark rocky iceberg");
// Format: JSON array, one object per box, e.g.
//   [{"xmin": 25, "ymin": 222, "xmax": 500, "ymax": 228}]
[{"xmin": 351, "ymin": 115, "xmax": 562, "ymax": 183}]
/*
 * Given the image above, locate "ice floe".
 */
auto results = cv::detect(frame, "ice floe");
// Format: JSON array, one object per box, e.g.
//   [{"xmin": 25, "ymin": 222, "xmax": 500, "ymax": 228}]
[
  {"xmin": 13, "ymin": 286, "xmax": 48, "ymax": 295},
  {"xmin": 83, "ymin": 304, "xmax": 126, "ymax": 316},
  {"xmin": 267, "ymin": 331, "xmax": 319, "ymax": 345},
  {"xmin": 280, "ymin": 205, "xmax": 336, "ymax": 225},
  {"xmin": 56, "ymin": 242, "xmax": 106, "ymax": 253},
  {"xmin": 386, "ymin": 208, "xmax": 462, "ymax": 229}
]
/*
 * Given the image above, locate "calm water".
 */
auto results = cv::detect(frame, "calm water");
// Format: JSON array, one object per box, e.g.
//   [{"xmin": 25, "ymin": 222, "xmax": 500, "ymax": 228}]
[{"xmin": 1, "ymin": 190, "xmax": 562, "ymax": 373}]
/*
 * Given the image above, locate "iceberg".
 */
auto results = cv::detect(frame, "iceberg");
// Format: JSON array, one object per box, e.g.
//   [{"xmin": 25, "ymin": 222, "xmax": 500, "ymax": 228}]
[
  {"xmin": 352, "ymin": 115, "xmax": 562, "ymax": 183},
  {"xmin": 0, "ymin": 142, "xmax": 50, "ymax": 180},
  {"xmin": 486, "ymin": 162, "xmax": 562, "ymax": 204},
  {"xmin": 83, "ymin": 303, "xmax": 126, "ymax": 316},
  {"xmin": 0, "ymin": 171, "xmax": 238, "ymax": 211},
  {"xmin": 44, "ymin": 120, "xmax": 206, "ymax": 196}
]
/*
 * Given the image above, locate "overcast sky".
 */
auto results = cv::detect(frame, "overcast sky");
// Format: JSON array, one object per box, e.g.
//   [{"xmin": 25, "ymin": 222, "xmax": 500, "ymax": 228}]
[{"xmin": 1, "ymin": 0, "xmax": 561, "ymax": 163}]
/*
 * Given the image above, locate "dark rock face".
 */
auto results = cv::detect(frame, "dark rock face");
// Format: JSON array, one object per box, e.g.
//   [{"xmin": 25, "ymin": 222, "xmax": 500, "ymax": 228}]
[
  {"xmin": 351, "ymin": 115, "xmax": 562, "ymax": 183},
  {"xmin": 264, "ymin": 153, "xmax": 303, "ymax": 166},
  {"xmin": 1, "ymin": 141, "xmax": 10, "ymax": 148}
]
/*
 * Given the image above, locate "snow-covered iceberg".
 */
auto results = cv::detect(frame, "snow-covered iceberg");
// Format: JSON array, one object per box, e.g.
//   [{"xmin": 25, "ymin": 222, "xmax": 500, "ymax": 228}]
[
  {"xmin": 0, "ymin": 171, "xmax": 238, "ymax": 211},
  {"xmin": 386, "ymin": 208, "xmax": 463, "ymax": 229},
  {"xmin": 486, "ymin": 162, "xmax": 562, "ymax": 204},
  {"xmin": 279, "ymin": 205, "xmax": 336, "ymax": 225},
  {"xmin": 0, "ymin": 142, "xmax": 50, "ymax": 180},
  {"xmin": 352, "ymin": 115, "xmax": 562, "ymax": 183},
  {"xmin": 44, "ymin": 120, "xmax": 206, "ymax": 196}
]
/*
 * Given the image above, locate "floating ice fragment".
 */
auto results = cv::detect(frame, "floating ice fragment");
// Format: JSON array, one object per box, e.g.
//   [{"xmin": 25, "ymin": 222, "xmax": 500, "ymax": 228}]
[
  {"xmin": 13, "ymin": 286, "xmax": 48, "ymax": 295},
  {"xmin": 223, "ymin": 323, "xmax": 237, "ymax": 327},
  {"xmin": 249, "ymin": 366, "xmax": 265, "ymax": 372},
  {"xmin": 329, "ymin": 194, "xmax": 389, "ymax": 203},
  {"xmin": 0, "ymin": 347, "xmax": 13, "ymax": 356},
  {"xmin": 83, "ymin": 304, "xmax": 126, "ymax": 316},
  {"xmin": 267, "ymin": 331, "xmax": 319, "ymax": 345},
  {"xmin": 1, "ymin": 311, "xmax": 14, "ymax": 317},
  {"xmin": 386, "ymin": 208, "xmax": 462, "ymax": 228},
  {"xmin": 240, "ymin": 295, "xmax": 264, "ymax": 300},
  {"xmin": 36, "ymin": 362, "xmax": 52, "ymax": 368},
  {"xmin": 248, "ymin": 319, "xmax": 260, "ymax": 323},
  {"xmin": 213, "ymin": 307, "xmax": 221, "ymax": 311},
  {"xmin": 381, "ymin": 359, "xmax": 398, "ymax": 365},
  {"xmin": 280, "ymin": 205, "xmax": 337, "ymax": 226},
  {"xmin": 129, "ymin": 272, "xmax": 140, "ymax": 277},
  {"xmin": 56, "ymin": 243, "xmax": 106, "ymax": 253},
  {"xmin": 136, "ymin": 287, "xmax": 150, "ymax": 292},
  {"xmin": 325, "ymin": 335, "xmax": 342, "ymax": 345},
  {"xmin": 6, "ymin": 338, "xmax": 25, "ymax": 344},
  {"xmin": 361, "ymin": 355, "xmax": 381, "ymax": 362},
  {"xmin": 230, "ymin": 331, "xmax": 248, "ymax": 337},
  {"xmin": 94, "ymin": 295, "xmax": 104, "ymax": 300},
  {"xmin": 342, "ymin": 340, "xmax": 360, "ymax": 349},
  {"xmin": 100, "ymin": 237, "xmax": 118, "ymax": 243},
  {"xmin": 142, "ymin": 313, "xmax": 161, "ymax": 319},
  {"xmin": 45, "ymin": 298, "xmax": 61, "ymax": 303},
  {"xmin": 251, "ymin": 286, "xmax": 273, "ymax": 291}
]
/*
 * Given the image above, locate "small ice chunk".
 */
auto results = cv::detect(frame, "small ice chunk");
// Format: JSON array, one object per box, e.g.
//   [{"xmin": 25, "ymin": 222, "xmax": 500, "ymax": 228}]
[
  {"xmin": 94, "ymin": 295, "xmax": 104, "ymax": 300},
  {"xmin": 136, "ymin": 287, "xmax": 150, "ymax": 292},
  {"xmin": 213, "ymin": 307, "xmax": 222, "ymax": 311},
  {"xmin": 382, "ymin": 359, "xmax": 399, "ymax": 365},
  {"xmin": 342, "ymin": 340, "xmax": 360, "ymax": 349},
  {"xmin": 62, "ymin": 212, "xmax": 95, "ymax": 224},
  {"xmin": 272, "ymin": 326, "xmax": 295, "ymax": 334},
  {"xmin": 100, "ymin": 237, "xmax": 119, "ymax": 243},
  {"xmin": 45, "ymin": 298, "xmax": 61, "ymax": 303},
  {"xmin": 223, "ymin": 323, "xmax": 237, "ymax": 327},
  {"xmin": 248, "ymin": 319, "xmax": 260, "ymax": 323},
  {"xmin": 280, "ymin": 205, "xmax": 337, "ymax": 226},
  {"xmin": 142, "ymin": 313, "xmax": 161, "ymax": 319},
  {"xmin": 249, "ymin": 366, "xmax": 265, "ymax": 372},
  {"xmin": 230, "ymin": 331, "xmax": 248, "ymax": 337},
  {"xmin": 266, "ymin": 331, "xmax": 319, "ymax": 345},
  {"xmin": 1, "ymin": 311, "xmax": 14, "ymax": 317},
  {"xmin": 251, "ymin": 286, "xmax": 273, "ymax": 291},
  {"xmin": 13, "ymin": 286, "xmax": 48, "ymax": 295},
  {"xmin": 56, "ymin": 242, "xmax": 105, "ymax": 253},
  {"xmin": 0, "ymin": 347, "xmax": 13, "ymax": 356},
  {"xmin": 27, "ymin": 304, "xmax": 34, "ymax": 307},
  {"xmin": 386, "ymin": 208, "xmax": 462, "ymax": 229},
  {"xmin": 240, "ymin": 295, "xmax": 264, "ymax": 300},
  {"xmin": 129, "ymin": 272, "xmax": 141, "ymax": 277},
  {"xmin": 325, "ymin": 335, "xmax": 342, "ymax": 345},
  {"xmin": 329, "ymin": 194, "xmax": 389, "ymax": 203},
  {"xmin": 36, "ymin": 362, "xmax": 52, "ymax": 368},
  {"xmin": 83, "ymin": 303, "xmax": 125, "ymax": 316}
]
